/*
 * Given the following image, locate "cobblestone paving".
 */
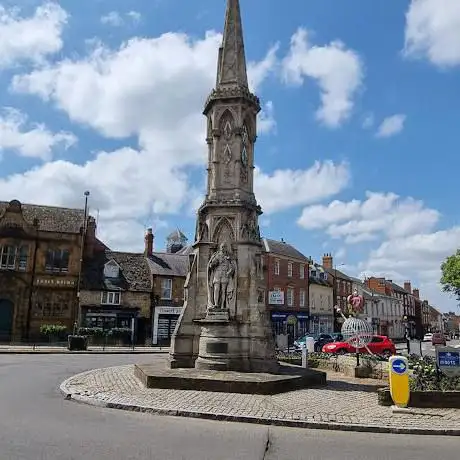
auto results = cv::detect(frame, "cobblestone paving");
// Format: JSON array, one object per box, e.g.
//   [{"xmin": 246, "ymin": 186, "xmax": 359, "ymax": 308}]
[{"xmin": 61, "ymin": 364, "xmax": 460, "ymax": 433}]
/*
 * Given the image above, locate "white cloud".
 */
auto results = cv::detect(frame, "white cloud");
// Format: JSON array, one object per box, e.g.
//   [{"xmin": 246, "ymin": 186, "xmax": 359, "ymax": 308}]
[
  {"xmin": 0, "ymin": 107, "xmax": 76, "ymax": 160},
  {"xmin": 298, "ymin": 191, "xmax": 440, "ymax": 243},
  {"xmin": 258, "ymin": 101, "xmax": 276, "ymax": 135},
  {"xmin": 248, "ymin": 43, "xmax": 279, "ymax": 92},
  {"xmin": 281, "ymin": 28, "xmax": 363, "ymax": 128},
  {"xmin": 6, "ymin": 25, "xmax": 337, "ymax": 250},
  {"xmin": 255, "ymin": 160, "xmax": 350, "ymax": 214},
  {"xmin": 101, "ymin": 11, "xmax": 141, "ymax": 27},
  {"xmin": 376, "ymin": 114, "xmax": 406, "ymax": 138},
  {"xmin": 359, "ymin": 227, "xmax": 460, "ymax": 311},
  {"xmin": 0, "ymin": 2, "xmax": 67, "ymax": 68},
  {"xmin": 404, "ymin": 0, "xmax": 460, "ymax": 67}
]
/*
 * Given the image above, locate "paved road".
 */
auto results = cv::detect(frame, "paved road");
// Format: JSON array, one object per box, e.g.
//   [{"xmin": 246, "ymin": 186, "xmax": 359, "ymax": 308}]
[{"xmin": 0, "ymin": 354, "xmax": 459, "ymax": 460}]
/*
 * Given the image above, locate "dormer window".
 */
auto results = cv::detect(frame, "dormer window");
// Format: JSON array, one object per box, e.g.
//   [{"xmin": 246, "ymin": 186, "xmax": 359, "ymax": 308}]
[{"xmin": 104, "ymin": 261, "xmax": 120, "ymax": 278}]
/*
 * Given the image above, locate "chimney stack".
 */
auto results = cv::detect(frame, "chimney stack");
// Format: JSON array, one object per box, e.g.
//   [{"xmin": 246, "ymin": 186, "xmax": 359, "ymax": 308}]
[
  {"xmin": 322, "ymin": 253, "xmax": 333, "ymax": 270},
  {"xmin": 404, "ymin": 281, "xmax": 412, "ymax": 293},
  {"xmin": 412, "ymin": 288, "xmax": 420, "ymax": 299},
  {"xmin": 144, "ymin": 228, "xmax": 154, "ymax": 257}
]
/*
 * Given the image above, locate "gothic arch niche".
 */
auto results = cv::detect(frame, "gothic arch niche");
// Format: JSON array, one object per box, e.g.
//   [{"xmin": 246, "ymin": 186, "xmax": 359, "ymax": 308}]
[
  {"xmin": 219, "ymin": 109, "xmax": 235, "ymax": 141},
  {"xmin": 213, "ymin": 217, "xmax": 235, "ymax": 245}
]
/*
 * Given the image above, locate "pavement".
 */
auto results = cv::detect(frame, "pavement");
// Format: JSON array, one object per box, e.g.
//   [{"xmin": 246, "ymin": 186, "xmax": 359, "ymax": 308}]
[
  {"xmin": 2, "ymin": 354, "xmax": 460, "ymax": 460},
  {"xmin": 60, "ymin": 355, "xmax": 460, "ymax": 436},
  {"xmin": 0, "ymin": 344, "xmax": 169, "ymax": 354}
]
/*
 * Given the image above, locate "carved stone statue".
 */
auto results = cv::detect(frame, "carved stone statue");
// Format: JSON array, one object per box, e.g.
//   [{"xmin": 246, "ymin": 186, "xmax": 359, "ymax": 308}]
[{"xmin": 207, "ymin": 242, "xmax": 236, "ymax": 311}]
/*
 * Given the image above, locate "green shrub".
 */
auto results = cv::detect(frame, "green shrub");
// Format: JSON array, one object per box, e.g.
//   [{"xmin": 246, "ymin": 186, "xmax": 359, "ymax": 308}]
[
  {"xmin": 40, "ymin": 324, "xmax": 67, "ymax": 336},
  {"xmin": 77, "ymin": 327, "xmax": 105, "ymax": 337},
  {"xmin": 410, "ymin": 355, "xmax": 460, "ymax": 391}
]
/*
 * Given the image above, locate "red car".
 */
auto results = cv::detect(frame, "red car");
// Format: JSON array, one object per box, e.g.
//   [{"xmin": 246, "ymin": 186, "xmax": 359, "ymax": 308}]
[{"xmin": 322, "ymin": 335, "xmax": 396, "ymax": 357}]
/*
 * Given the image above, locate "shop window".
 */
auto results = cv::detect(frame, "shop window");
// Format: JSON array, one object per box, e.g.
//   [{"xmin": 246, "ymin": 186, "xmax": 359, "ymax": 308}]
[
  {"xmin": 161, "ymin": 279, "xmax": 172, "ymax": 300},
  {"xmin": 45, "ymin": 249, "xmax": 70, "ymax": 273},
  {"xmin": 101, "ymin": 291, "xmax": 121, "ymax": 305},
  {"xmin": 33, "ymin": 292, "xmax": 72, "ymax": 318},
  {"xmin": 287, "ymin": 262, "xmax": 293, "ymax": 278}
]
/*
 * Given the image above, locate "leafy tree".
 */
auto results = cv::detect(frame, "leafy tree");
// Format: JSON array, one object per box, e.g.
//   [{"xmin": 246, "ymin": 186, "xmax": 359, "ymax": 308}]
[{"xmin": 440, "ymin": 250, "xmax": 460, "ymax": 303}]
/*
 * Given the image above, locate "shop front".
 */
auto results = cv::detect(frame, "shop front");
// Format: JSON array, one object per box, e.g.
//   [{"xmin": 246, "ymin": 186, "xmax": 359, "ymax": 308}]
[
  {"xmin": 309, "ymin": 314, "xmax": 334, "ymax": 335},
  {"xmin": 152, "ymin": 306, "xmax": 183, "ymax": 346},
  {"xmin": 82, "ymin": 307, "xmax": 139, "ymax": 331},
  {"xmin": 270, "ymin": 311, "xmax": 309, "ymax": 346}
]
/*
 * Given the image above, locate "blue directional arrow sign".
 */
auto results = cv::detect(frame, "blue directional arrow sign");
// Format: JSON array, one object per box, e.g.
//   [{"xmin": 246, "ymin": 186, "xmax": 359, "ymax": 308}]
[{"xmin": 391, "ymin": 358, "xmax": 407, "ymax": 375}]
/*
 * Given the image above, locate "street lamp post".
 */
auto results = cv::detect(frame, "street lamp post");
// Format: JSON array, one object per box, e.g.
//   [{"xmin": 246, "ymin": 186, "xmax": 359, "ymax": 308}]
[
  {"xmin": 333, "ymin": 262, "xmax": 345, "ymax": 332},
  {"xmin": 76, "ymin": 191, "xmax": 90, "ymax": 328}
]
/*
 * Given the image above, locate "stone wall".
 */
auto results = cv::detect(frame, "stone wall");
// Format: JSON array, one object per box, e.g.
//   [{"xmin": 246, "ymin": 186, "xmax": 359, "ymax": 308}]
[
  {"xmin": 79, "ymin": 290, "xmax": 151, "ymax": 318},
  {"xmin": 311, "ymin": 355, "xmax": 389, "ymax": 380}
]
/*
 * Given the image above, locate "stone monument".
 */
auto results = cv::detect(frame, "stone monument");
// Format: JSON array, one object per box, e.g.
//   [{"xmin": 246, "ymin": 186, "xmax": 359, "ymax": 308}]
[
  {"xmin": 135, "ymin": 0, "xmax": 326, "ymax": 393},
  {"xmin": 169, "ymin": 0, "xmax": 278, "ymax": 373}
]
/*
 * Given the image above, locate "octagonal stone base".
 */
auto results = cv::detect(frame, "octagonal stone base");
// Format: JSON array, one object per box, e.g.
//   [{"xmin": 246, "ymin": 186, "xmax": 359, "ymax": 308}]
[{"xmin": 134, "ymin": 363, "xmax": 326, "ymax": 395}]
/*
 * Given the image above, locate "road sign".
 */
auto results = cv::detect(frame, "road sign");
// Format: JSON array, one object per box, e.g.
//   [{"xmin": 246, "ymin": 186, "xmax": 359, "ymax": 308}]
[
  {"xmin": 389, "ymin": 355, "xmax": 410, "ymax": 408},
  {"xmin": 436, "ymin": 347, "xmax": 460, "ymax": 377}
]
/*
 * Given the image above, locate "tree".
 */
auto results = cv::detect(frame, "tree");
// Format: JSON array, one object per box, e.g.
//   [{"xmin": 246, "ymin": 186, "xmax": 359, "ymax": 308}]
[{"xmin": 440, "ymin": 250, "xmax": 460, "ymax": 304}]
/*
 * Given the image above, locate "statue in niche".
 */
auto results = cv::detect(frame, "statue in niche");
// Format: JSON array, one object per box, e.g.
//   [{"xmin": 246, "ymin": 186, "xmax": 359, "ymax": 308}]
[
  {"xmin": 207, "ymin": 242, "xmax": 236, "ymax": 312},
  {"xmin": 241, "ymin": 212, "xmax": 259, "ymax": 241}
]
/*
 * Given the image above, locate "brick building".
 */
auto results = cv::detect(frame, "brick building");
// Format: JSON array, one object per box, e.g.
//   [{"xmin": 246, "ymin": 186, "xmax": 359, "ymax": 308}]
[
  {"xmin": 79, "ymin": 251, "xmax": 153, "ymax": 344},
  {"xmin": 0, "ymin": 199, "xmax": 102, "ymax": 342},
  {"xmin": 322, "ymin": 254, "xmax": 353, "ymax": 332},
  {"xmin": 262, "ymin": 238, "xmax": 309, "ymax": 342}
]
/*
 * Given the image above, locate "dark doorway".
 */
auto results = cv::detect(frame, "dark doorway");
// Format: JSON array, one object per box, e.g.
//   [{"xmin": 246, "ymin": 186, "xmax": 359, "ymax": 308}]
[{"xmin": 0, "ymin": 299, "xmax": 14, "ymax": 342}]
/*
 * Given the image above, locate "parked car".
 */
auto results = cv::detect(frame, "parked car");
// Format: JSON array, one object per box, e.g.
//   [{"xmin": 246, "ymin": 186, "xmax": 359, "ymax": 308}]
[
  {"xmin": 294, "ymin": 333, "xmax": 335, "ymax": 352},
  {"xmin": 423, "ymin": 333, "xmax": 433, "ymax": 342},
  {"xmin": 432, "ymin": 332, "xmax": 446, "ymax": 346},
  {"xmin": 322, "ymin": 335, "xmax": 396, "ymax": 358}
]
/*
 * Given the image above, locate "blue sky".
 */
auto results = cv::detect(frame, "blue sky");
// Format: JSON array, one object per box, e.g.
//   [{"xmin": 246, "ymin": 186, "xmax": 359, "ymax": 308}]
[{"xmin": 0, "ymin": 0, "xmax": 459, "ymax": 312}]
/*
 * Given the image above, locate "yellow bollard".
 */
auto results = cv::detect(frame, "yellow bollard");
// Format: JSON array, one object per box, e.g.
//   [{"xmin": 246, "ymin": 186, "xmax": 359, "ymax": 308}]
[{"xmin": 388, "ymin": 355, "xmax": 410, "ymax": 408}]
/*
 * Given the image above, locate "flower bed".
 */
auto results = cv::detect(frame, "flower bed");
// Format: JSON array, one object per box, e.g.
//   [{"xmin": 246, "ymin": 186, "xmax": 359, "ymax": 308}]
[{"xmin": 378, "ymin": 355, "xmax": 460, "ymax": 408}]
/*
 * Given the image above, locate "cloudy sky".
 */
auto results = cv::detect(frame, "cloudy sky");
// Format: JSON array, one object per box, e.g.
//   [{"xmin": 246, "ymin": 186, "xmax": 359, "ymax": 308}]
[{"xmin": 0, "ymin": 0, "xmax": 459, "ymax": 312}]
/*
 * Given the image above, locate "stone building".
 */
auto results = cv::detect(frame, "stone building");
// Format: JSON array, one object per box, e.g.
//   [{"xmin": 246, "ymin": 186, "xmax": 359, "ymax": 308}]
[
  {"xmin": 308, "ymin": 262, "xmax": 334, "ymax": 335},
  {"xmin": 145, "ymin": 227, "xmax": 189, "ymax": 346},
  {"xmin": 0, "ymin": 199, "xmax": 99, "ymax": 342},
  {"xmin": 263, "ymin": 238, "xmax": 310, "ymax": 342},
  {"xmin": 79, "ymin": 251, "xmax": 152, "ymax": 344},
  {"xmin": 321, "ymin": 254, "xmax": 353, "ymax": 332}
]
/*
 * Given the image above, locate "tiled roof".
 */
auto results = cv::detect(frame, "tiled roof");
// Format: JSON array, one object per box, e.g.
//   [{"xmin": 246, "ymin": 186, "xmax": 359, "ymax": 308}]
[
  {"xmin": 147, "ymin": 252, "xmax": 188, "ymax": 277},
  {"xmin": 309, "ymin": 277, "xmax": 330, "ymax": 287},
  {"xmin": 0, "ymin": 200, "xmax": 91, "ymax": 234},
  {"xmin": 81, "ymin": 251, "xmax": 152, "ymax": 292},
  {"xmin": 391, "ymin": 282, "xmax": 408, "ymax": 294},
  {"xmin": 324, "ymin": 267, "xmax": 353, "ymax": 281},
  {"xmin": 262, "ymin": 238, "xmax": 309, "ymax": 261}
]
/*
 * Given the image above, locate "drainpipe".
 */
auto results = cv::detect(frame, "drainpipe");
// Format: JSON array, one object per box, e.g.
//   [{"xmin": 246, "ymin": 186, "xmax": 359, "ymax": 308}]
[{"xmin": 26, "ymin": 219, "xmax": 40, "ymax": 342}]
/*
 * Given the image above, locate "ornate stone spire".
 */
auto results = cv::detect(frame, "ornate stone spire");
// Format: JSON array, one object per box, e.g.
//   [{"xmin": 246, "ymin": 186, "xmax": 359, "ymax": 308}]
[{"xmin": 216, "ymin": 0, "xmax": 248, "ymax": 89}]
